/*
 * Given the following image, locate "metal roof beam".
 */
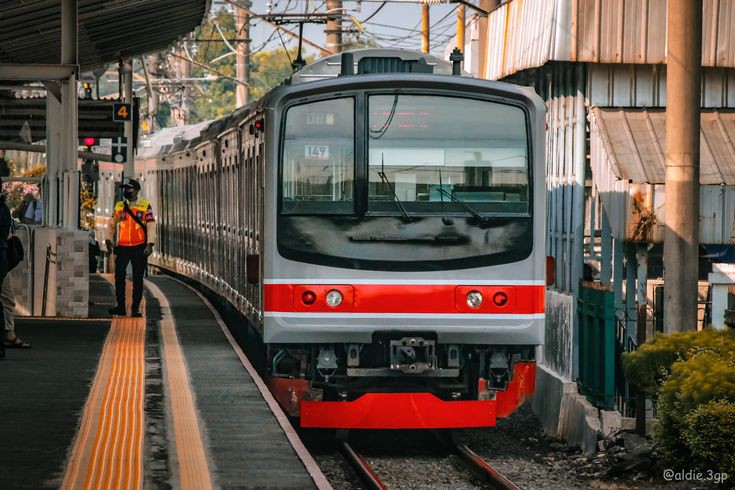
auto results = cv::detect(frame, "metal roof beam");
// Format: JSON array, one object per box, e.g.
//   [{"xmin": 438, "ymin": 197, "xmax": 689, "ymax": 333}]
[{"xmin": 0, "ymin": 63, "xmax": 76, "ymax": 81}]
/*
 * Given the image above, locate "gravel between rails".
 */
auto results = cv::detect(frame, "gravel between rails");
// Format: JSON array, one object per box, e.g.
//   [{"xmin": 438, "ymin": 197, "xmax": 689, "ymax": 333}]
[{"xmin": 304, "ymin": 403, "xmax": 685, "ymax": 490}]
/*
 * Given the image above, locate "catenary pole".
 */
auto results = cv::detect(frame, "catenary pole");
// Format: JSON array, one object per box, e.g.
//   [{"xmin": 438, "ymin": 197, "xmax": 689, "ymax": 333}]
[
  {"xmin": 421, "ymin": 4, "xmax": 430, "ymax": 54},
  {"xmin": 326, "ymin": 0, "xmax": 343, "ymax": 54},
  {"xmin": 456, "ymin": 4, "xmax": 465, "ymax": 55},
  {"xmin": 663, "ymin": 0, "xmax": 702, "ymax": 333},
  {"xmin": 236, "ymin": 2, "xmax": 250, "ymax": 107}
]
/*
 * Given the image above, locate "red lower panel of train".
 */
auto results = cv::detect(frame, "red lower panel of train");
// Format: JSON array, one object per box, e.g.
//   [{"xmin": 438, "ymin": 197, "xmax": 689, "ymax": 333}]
[{"xmin": 268, "ymin": 361, "xmax": 536, "ymax": 429}]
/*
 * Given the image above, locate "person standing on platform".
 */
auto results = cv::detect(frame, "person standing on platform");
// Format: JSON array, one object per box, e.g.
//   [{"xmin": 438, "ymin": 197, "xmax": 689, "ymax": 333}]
[
  {"xmin": 106, "ymin": 179, "xmax": 155, "ymax": 317},
  {"xmin": 0, "ymin": 179, "xmax": 12, "ymax": 359}
]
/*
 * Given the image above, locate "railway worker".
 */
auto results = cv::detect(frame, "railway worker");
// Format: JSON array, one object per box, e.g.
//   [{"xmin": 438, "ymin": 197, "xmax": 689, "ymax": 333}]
[{"xmin": 107, "ymin": 178, "xmax": 155, "ymax": 317}]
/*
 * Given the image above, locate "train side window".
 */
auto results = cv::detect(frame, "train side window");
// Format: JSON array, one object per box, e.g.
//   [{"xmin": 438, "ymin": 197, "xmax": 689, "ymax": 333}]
[{"xmin": 281, "ymin": 97, "xmax": 354, "ymax": 214}]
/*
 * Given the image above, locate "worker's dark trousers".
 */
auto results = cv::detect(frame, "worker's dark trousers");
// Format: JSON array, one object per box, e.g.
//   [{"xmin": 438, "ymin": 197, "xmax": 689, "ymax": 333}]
[{"xmin": 115, "ymin": 244, "xmax": 146, "ymax": 311}]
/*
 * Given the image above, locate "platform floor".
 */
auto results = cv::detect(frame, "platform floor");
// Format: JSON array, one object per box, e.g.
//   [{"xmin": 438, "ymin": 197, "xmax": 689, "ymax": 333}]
[{"xmin": 0, "ymin": 273, "xmax": 327, "ymax": 489}]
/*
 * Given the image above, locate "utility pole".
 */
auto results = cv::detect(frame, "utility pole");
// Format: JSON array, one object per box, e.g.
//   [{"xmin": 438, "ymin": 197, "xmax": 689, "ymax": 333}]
[
  {"xmin": 326, "ymin": 0, "xmax": 343, "ymax": 54},
  {"xmin": 171, "ymin": 44, "xmax": 191, "ymax": 126},
  {"xmin": 235, "ymin": 2, "xmax": 250, "ymax": 107},
  {"xmin": 421, "ymin": 4, "xmax": 430, "ymax": 54},
  {"xmin": 147, "ymin": 53, "xmax": 160, "ymax": 131},
  {"xmin": 456, "ymin": 4, "xmax": 465, "ymax": 55},
  {"xmin": 664, "ymin": 0, "xmax": 702, "ymax": 333}
]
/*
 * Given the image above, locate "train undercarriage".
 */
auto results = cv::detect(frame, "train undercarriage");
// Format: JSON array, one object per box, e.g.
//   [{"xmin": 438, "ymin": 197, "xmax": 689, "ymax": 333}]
[{"xmin": 265, "ymin": 335, "xmax": 537, "ymax": 429}]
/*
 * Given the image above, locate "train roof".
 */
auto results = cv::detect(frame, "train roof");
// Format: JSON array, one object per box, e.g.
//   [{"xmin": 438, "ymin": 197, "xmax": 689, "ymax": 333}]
[
  {"xmin": 289, "ymin": 48, "xmax": 455, "ymax": 83},
  {"xmin": 137, "ymin": 48, "xmax": 468, "ymax": 157}
]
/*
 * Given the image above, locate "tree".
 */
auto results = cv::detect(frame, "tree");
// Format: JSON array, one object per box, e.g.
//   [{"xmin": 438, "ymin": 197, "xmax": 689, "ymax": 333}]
[{"xmin": 183, "ymin": 8, "xmax": 315, "ymax": 122}]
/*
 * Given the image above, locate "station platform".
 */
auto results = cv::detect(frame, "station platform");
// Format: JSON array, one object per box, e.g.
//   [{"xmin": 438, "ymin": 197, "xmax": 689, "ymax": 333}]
[{"xmin": 0, "ymin": 273, "xmax": 330, "ymax": 490}]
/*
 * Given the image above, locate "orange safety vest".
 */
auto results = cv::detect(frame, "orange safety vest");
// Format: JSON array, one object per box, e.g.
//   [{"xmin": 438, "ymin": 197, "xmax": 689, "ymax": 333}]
[{"xmin": 115, "ymin": 199, "xmax": 152, "ymax": 247}]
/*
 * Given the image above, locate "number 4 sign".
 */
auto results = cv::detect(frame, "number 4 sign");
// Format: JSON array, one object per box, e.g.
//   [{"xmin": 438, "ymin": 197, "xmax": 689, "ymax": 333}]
[{"xmin": 113, "ymin": 102, "xmax": 132, "ymax": 122}]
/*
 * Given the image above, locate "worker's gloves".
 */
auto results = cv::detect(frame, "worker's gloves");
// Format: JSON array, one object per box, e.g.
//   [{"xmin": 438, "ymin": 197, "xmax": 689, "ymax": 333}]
[{"xmin": 144, "ymin": 243, "xmax": 154, "ymax": 257}]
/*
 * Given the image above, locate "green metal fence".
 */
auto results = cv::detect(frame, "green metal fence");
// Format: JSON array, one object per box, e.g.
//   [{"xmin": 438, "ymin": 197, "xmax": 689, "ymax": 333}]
[{"xmin": 577, "ymin": 285, "xmax": 616, "ymax": 410}]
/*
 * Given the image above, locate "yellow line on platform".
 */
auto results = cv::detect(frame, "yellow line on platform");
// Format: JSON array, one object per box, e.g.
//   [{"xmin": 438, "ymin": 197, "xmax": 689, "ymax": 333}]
[
  {"xmin": 61, "ymin": 280, "xmax": 145, "ymax": 490},
  {"xmin": 145, "ymin": 279, "xmax": 213, "ymax": 490}
]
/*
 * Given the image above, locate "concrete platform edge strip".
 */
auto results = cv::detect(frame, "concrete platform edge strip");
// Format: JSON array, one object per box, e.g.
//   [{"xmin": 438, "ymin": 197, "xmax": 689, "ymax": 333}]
[
  {"xmin": 61, "ymin": 280, "xmax": 145, "ymax": 490},
  {"xmin": 145, "ymin": 279, "xmax": 214, "ymax": 490},
  {"xmin": 172, "ymin": 277, "xmax": 333, "ymax": 490}
]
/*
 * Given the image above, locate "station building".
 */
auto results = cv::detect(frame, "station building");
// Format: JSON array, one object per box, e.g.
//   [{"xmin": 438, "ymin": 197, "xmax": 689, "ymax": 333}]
[{"xmin": 453, "ymin": 0, "xmax": 735, "ymax": 452}]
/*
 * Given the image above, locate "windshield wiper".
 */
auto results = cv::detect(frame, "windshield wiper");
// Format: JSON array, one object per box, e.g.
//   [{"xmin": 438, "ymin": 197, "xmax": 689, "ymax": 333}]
[
  {"xmin": 378, "ymin": 153, "xmax": 411, "ymax": 223},
  {"xmin": 435, "ymin": 187, "xmax": 489, "ymax": 225}
]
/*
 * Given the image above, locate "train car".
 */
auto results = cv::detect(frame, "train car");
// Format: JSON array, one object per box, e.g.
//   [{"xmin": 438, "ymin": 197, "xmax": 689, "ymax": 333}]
[{"xmin": 133, "ymin": 48, "xmax": 548, "ymax": 429}]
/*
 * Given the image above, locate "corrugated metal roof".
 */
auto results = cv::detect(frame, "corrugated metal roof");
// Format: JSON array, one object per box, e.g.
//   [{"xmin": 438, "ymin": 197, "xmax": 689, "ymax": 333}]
[
  {"xmin": 0, "ymin": 0, "xmax": 211, "ymax": 71},
  {"xmin": 590, "ymin": 107, "xmax": 735, "ymax": 185},
  {"xmin": 589, "ymin": 107, "xmax": 735, "ymax": 243},
  {"xmin": 483, "ymin": 0, "xmax": 735, "ymax": 81}
]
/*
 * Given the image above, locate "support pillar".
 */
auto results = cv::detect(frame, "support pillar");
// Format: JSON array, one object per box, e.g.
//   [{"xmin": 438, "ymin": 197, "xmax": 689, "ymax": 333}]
[
  {"xmin": 663, "ymin": 0, "xmax": 702, "ymax": 333},
  {"xmin": 121, "ymin": 59, "xmax": 134, "ymax": 179}
]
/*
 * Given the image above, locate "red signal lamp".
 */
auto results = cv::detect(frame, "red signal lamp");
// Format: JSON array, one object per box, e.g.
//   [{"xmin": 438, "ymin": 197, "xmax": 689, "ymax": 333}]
[
  {"xmin": 301, "ymin": 290, "xmax": 317, "ymax": 305},
  {"xmin": 82, "ymin": 137, "xmax": 97, "ymax": 147}
]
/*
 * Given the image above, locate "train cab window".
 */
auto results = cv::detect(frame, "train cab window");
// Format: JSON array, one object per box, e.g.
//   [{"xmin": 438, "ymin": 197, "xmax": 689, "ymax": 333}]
[
  {"xmin": 281, "ymin": 98, "xmax": 355, "ymax": 214},
  {"xmin": 367, "ymin": 95, "xmax": 529, "ymax": 217}
]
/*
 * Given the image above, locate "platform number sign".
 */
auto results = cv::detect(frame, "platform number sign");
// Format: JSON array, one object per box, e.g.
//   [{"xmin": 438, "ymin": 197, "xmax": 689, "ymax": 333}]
[
  {"xmin": 112, "ymin": 136, "xmax": 128, "ymax": 163},
  {"xmin": 113, "ymin": 102, "xmax": 132, "ymax": 122}
]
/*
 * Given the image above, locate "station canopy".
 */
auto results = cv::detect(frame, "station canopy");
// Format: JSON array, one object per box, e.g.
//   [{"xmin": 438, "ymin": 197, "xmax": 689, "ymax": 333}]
[
  {"xmin": 0, "ymin": 0, "xmax": 211, "ymax": 70},
  {"xmin": 589, "ymin": 107, "xmax": 735, "ymax": 244}
]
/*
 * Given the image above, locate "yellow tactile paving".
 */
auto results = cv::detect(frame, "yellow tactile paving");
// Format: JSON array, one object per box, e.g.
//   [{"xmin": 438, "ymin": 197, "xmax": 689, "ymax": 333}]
[
  {"xmin": 145, "ymin": 279, "xmax": 213, "ymax": 490},
  {"xmin": 61, "ymin": 279, "xmax": 145, "ymax": 490}
]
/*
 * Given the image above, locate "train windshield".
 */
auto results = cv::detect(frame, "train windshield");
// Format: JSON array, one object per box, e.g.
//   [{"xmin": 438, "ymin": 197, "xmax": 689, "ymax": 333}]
[
  {"xmin": 368, "ymin": 95, "xmax": 529, "ymax": 216},
  {"xmin": 281, "ymin": 98, "xmax": 355, "ymax": 214},
  {"xmin": 278, "ymin": 92, "xmax": 534, "ymax": 271}
]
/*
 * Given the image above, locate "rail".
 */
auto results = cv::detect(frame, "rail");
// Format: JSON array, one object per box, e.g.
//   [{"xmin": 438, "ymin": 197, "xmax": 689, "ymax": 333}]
[{"xmin": 340, "ymin": 437, "xmax": 519, "ymax": 490}]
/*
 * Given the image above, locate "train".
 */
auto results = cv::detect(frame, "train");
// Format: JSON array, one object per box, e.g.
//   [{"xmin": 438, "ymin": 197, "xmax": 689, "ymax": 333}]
[{"xmin": 105, "ymin": 48, "xmax": 548, "ymax": 429}]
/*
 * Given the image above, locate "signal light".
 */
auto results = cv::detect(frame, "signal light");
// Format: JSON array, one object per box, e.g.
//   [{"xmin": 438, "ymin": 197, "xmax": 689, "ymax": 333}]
[
  {"xmin": 302, "ymin": 290, "xmax": 317, "ymax": 305},
  {"xmin": 250, "ymin": 119, "xmax": 264, "ymax": 135}
]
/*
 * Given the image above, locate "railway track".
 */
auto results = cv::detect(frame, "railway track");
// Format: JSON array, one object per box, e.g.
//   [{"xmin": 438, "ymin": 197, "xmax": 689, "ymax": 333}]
[{"xmin": 340, "ymin": 438, "xmax": 520, "ymax": 490}]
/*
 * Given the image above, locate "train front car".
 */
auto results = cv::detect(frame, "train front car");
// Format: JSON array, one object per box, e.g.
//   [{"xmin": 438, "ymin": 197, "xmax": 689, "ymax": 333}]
[{"xmin": 262, "ymin": 50, "xmax": 546, "ymax": 429}]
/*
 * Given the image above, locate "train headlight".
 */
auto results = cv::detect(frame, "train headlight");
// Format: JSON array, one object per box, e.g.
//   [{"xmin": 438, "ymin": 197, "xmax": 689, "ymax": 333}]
[
  {"xmin": 325, "ymin": 289, "xmax": 343, "ymax": 307},
  {"xmin": 466, "ymin": 291, "xmax": 483, "ymax": 308}
]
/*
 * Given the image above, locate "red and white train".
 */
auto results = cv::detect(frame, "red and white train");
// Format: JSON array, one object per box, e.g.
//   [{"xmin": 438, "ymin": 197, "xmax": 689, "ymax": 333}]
[{"xmin": 130, "ymin": 48, "xmax": 547, "ymax": 429}]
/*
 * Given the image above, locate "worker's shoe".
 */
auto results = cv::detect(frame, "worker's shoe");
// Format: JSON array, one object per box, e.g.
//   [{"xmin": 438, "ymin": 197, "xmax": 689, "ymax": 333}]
[
  {"xmin": 130, "ymin": 309, "xmax": 143, "ymax": 318},
  {"xmin": 108, "ymin": 305, "xmax": 126, "ymax": 316}
]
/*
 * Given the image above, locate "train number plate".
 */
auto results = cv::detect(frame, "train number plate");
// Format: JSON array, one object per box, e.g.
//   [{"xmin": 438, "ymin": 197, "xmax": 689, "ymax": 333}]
[{"xmin": 305, "ymin": 145, "xmax": 329, "ymax": 160}]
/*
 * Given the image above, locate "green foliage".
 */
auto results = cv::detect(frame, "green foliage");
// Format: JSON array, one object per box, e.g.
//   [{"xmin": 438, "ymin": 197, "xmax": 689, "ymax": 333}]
[
  {"xmin": 682, "ymin": 400, "xmax": 735, "ymax": 475},
  {"xmin": 622, "ymin": 328, "xmax": 735, "ymax": 397},
  {"xmin": 622, "ymin": 328, "xmax": 735, "ymax": 472},
  {"xmin": 250, "ymin": 48, "xmax": 311, "ymax": 100},
  {"xmin": 187, "ymin": 8, "xmax": 316, "ymax": 122}
]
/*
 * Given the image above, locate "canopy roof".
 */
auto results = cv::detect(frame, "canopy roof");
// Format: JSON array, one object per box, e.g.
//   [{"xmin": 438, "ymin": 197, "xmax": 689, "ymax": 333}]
[{"xmin": 0, "ymin": 0, "xmax": 210, "ymax": 71}]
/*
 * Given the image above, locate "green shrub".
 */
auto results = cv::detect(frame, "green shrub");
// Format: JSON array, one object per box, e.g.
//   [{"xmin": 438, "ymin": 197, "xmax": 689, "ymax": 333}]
[
  {"xmin": 654, "ymin": 350, "xmax": 735, "ymax": 469},
  {"xmin": 682, "ymin": 400, "xmax": 735, "ymax": 475},
  {"xmin": 621, "ymin": 329, "xmax": 735, "ymax": 472},
  {"xmin": 622, "ymin": 328, "xmax": 735, "ymax": 397}
]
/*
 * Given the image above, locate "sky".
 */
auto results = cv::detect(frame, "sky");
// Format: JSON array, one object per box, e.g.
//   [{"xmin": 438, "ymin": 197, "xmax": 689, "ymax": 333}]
[{"xmin": 212, "ymin": 0, "xmax": 463, "ymax": 57}]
